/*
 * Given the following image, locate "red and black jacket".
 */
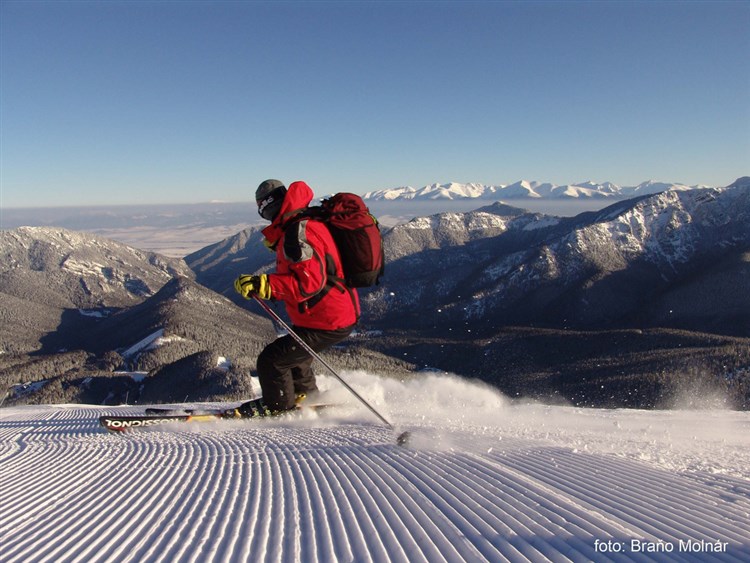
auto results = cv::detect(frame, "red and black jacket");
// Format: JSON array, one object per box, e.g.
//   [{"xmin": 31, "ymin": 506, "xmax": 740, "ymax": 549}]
[{"xmin": 262, "ymin": 181, "xmax": 359, "ymax": 331}]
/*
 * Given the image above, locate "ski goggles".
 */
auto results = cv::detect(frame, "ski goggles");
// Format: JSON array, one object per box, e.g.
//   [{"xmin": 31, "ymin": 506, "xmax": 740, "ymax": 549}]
[{"xmin": 257, "ymin": 186, "xmax": 287, "ymax": 221}]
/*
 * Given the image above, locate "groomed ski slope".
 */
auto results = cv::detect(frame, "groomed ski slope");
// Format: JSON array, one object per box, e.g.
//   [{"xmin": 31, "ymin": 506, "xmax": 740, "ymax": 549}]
[{"xmin": 1, "ymin": 372, "xmax": 748, "ymax": 562}]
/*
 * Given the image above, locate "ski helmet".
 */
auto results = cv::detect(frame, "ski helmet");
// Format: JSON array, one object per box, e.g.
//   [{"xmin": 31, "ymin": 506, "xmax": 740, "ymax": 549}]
[{"xmin": 256, "ymin": 179, "xmax": 287, "ymax": 221}]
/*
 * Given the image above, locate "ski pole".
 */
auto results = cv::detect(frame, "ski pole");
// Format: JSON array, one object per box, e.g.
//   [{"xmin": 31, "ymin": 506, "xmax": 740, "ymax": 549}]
[{"xmin": 251, "ymin": 295, "xmax": 409, "ymax": 445}]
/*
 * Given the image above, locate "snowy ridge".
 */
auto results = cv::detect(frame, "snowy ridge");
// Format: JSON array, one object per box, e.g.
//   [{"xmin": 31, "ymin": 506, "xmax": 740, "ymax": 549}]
[
  {"xmin": 0, "ymin": 226, "xmax": 193, "ymax": 308},
  {"xmin": 401, "ymin": 211, "xmax": 510, "ymax": 233},
  {"xmin": 384, "ymin": 183, "xmax": 750, "ymax": 330},
  {"xmin": 1, "ymin": 372, "xmax": 748, "ymax": 562},
  {"xmin": 364, "ymin": 180, "xmax": 701, "ymax": 201},
  {"xmin": 565, "ymin": 187, "xmax": 747, "ymax": 270}
]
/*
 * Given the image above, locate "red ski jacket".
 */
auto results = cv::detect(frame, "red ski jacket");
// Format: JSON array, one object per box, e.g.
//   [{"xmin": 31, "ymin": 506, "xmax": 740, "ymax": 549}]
[{"xmin": 262, "ymin": 181, "xmax": 359, "ymax": 331}]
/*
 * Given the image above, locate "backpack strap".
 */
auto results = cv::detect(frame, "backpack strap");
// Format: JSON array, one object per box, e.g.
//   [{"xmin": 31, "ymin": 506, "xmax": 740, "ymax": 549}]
[
  {"xmin": 298, "ymin": 254, "xmax": 359, "ymax": 320},
  {"xmin": 298, "ymin": 254, "xmax": 347, "ymax": 313},
  {"xmin": 284, "ymin": 210, "xmax": 361, "ymax": 320}
]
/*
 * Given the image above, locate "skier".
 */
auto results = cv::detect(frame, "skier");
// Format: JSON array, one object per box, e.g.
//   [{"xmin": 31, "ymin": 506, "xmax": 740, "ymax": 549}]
[{"xmin": 231, "ymin": 179, "xmax": 359, "ymax": 417}]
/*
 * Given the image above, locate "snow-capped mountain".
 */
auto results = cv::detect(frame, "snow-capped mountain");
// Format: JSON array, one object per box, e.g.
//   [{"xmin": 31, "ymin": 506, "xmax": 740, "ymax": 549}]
[
  {"xmin": 380, "ymin": 202, "xmax": 546, "ymax": 261},
  {"xmin": 0, "ymin": 270, "xmax": 289, "ymax": 405},
  {"xmin": 3, "ymin": 179, "xmax": 748, "ymax": 409},
  {"xmin": 363, "ymin": 179, "xmax": 698, "ymax": 201},
  {"xmin": 364, "ymin": 182, "xmax": 492, "ymax": 200},
  {"xmin": 366, "ymin": 181, "xmax": 750, "ymax": 336},
  {"xmin": 0, "ymin": 226, "xmax": 193, "ymax": 309},
  {"xmin": 173, "ymin": 178, "xmax": 749, "ymax": 338},
  {"xmin": 0, "ymin": 227, "xmax": 197, "ymax": 355}
]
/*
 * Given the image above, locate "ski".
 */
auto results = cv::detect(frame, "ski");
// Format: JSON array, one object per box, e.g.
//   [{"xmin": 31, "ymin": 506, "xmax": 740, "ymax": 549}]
[
  {"xmin": 145, "ymin": 407, "xmax": 223, "ymax": 416},
  {"xmin": 99, "ymin": 412, "xmax": 223, "ymax": 432},
  {"xmin": 100, "ymin": 403, "xmax": 336, "ymax": 433}
]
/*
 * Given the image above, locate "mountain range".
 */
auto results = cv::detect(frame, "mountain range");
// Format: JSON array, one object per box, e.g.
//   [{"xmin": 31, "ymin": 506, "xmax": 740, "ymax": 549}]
[
  {"xmin": 1, "ymin": 178, "xmax": 748, "ymax": 408},
  {"xmin": 370, "ymin": 180, "xmax": 750, "ymax": 335},
  {"xmin": 363, "ymin": 179, "xmax": 707, "ymax": 201},
  {"xmin": 0, "ymin": 226, "xmax": 193, "ymax": 309}
]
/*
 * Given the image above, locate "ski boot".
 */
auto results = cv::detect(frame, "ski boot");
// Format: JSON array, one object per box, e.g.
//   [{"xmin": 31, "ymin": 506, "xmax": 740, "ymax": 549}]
[
  {"xmin": 224, "ymin": 397, "xmax": 297, "ymax": 419},
  {"xmin": 294, "ymin": 390, "xmax": 322, "ymax": 407}
]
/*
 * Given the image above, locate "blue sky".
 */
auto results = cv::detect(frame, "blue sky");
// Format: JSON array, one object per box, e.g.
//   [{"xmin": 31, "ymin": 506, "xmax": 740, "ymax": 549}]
[{"xmin": 1, "ymin": 0, "xmax": 748, "ymax": 208}]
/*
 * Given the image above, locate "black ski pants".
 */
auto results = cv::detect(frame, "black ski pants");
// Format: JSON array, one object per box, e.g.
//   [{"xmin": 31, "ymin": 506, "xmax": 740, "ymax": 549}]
[{"xmin": 257, "ymin": 324, "xmax": 354, "ymax": 411}]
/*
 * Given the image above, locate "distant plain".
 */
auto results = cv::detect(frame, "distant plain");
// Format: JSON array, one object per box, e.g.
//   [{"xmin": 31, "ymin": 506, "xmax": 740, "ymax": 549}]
[{"xmin": 2, "ymin": 198, "xmax": 611, "ymax": 257}]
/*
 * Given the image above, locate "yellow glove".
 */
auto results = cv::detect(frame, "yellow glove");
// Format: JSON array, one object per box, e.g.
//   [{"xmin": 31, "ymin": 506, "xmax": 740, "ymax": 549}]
[{"xmin": 234, "ymin": 274, "xmax": 272, "ymax": 300}]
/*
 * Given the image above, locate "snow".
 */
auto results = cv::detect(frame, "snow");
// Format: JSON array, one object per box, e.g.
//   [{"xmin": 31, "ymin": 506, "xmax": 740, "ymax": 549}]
[
  {"xmin": 114, "ymin": 370, "xmax": 149, "ymax": 383},
  {"xmin": 61, "ymin": 257, "xmax": 109, "ymax": 277},
  {"xmin": 402, "ymin": 212, "xmax": 509, "ymax": 235},
  {"xmin": 78, "ymin": 309, "xmax": 111, "ymax": 319},
  {"xmin": 121, "ymin": 329, "xmax": 188, "ymax": 358},
  {"xmin": 363, "ymin": 180, "xmax": 710, "ymax": 202},
  {"xmin": 6, "ymin": 380, "xmax": 49, "ymax": 399},
  {"xmin": 121, "ymin": 329, "xmax": 166, "ymax": 357},
  {"xmin": 1, "ymin": 371, "xmax": 748, "ymax": 562}
]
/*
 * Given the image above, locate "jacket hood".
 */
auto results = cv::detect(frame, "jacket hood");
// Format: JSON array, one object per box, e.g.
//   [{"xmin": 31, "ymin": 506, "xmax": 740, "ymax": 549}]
[{"xmin": 262, "ymin": 181, "xmax": 314, "ymax": 245}]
